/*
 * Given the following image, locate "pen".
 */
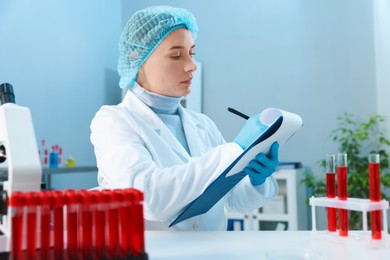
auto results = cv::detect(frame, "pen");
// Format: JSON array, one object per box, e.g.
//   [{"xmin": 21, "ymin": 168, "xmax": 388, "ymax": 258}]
[{"xmin": 227, "ymin": 107, "xmax": 249, "ymax": 120}]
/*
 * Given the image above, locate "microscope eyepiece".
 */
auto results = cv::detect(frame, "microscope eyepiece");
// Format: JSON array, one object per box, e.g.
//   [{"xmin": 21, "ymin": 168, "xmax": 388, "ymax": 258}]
[
  {"xmin": 0, "ymin": 83, "xmax": 15, "ymax": 105},
  {"xmin": 0, "ymin": 145, "xmax": 6, "ymax": 163}
]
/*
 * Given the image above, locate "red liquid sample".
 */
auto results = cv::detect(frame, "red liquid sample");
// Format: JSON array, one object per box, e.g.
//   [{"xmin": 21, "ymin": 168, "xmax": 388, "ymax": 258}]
[
  {"xmin": 124, "ymin": 189, "xmax": 136, "ymax": 257},
  {"xmin": 100, "ymin": 191, "xmax": 111, "ymax": 259},
  {"xmin": 93, "ymin": 191, "xmax": 106, "ymax": 259},
  {"xmin": 337, "ymin": 166, "xmax": 348, "ymax": 236},
  {"xmin": 10, "ymin": 193, "xmax": 24, "ymax": 260},
  {"xmin": 26, "ymin": 208, "xmax": 37, "ymax": 258},
  {"xmin": 52, "ymin": 191, "xmax": 65, "ymax": 259},
  {"xmin": 39, "ymin": 192, "xmax": 52, "ymax": 260},
  {"xmin": 80, "ymin": 191, "xmax": 93, "ymax": 259},
  {"xmin": 118, "ymin": 191, "xmax": 130, "ymax": 257},
  {"xmin": 337, "ymin": 166, "xmax": 348, "ymax": 200},
  {"xmin": 26, "ymin": 193, "xmax": 38, "ymax": 259},
  {"xmin": 125, "ymin": 189, "xmax": 143, "ymax": 256},
  {"xmin": 65, "ymin": 190, "xmax": 79, "ymax": 259},
  {"xmin": 134, "ymin": 190, "xmax": 145, "ymax": 255},
  {"xmin": 326, "ymin": 173, "xmax": 336, "ymax": 232},
  {"xmin": 107, "ymin": 191, "xmax": 120, "ymax": 258},
  {"xmin": 369, "ymin": 162, "xmax": 382, "ymax": 239},
  {"xmin": 67, "ymin": 208, "xmax": 78, "ymax": 257}
]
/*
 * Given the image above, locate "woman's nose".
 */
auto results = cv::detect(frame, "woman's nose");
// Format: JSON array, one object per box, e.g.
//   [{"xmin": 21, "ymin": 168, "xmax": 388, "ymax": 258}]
[{"xmin": 185, "ymin": 57, "xmax": 197, "ymax": 73}]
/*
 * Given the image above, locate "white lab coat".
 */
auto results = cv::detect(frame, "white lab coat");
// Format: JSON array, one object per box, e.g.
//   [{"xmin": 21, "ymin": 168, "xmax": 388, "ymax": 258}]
[{"xmin": 90, "ymin": 90, "xmax": 278, "ymax": 231}]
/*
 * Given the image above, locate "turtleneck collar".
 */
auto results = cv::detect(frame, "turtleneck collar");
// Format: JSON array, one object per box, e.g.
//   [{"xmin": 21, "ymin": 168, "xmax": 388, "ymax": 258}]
[{"xmin": 131, "ymin": 82, "xmax": 183, "ymax": 115}]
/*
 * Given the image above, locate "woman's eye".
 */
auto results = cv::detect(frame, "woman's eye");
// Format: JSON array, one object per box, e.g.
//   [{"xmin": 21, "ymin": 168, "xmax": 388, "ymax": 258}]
[{"xmin": 170, "ymin": 51, "xmax": 195, "ymax": 59}]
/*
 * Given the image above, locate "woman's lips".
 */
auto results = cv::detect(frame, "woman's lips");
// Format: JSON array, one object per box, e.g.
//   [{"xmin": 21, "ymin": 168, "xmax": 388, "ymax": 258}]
[{"xmin": 180, "ymin": 79, "xmax": 192, "ymax": 85}]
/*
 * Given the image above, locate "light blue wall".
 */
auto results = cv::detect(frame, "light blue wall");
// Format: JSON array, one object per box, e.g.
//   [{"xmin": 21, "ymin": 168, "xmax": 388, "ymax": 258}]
[
  {"xmin": 122, "ymin": 0, "xmax": 377, "ymax": 174},
  {"xmin": 0, "ymin": 0, "xmax": 122, "ymax": 189},
  {"xmin": 374, "ymin": 0, "xmax": 390, "ymax": 136}
]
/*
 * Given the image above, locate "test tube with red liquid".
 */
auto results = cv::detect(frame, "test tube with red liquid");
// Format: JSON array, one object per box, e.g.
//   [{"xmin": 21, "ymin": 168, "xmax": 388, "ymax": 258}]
[
  {"xmin": 91, "ymin": 190, "xmax": 106, "ymax": 259},
  {"xmin": 369, "ymin": 154, "xmax": 382, "ymax": 239},
  {"xmin": 107, "ymin": 190, "xmax": 120, "ymax": 258},
  {"xmin": 79, "ymin": 190, "xmax": 93, "ymax": 258},
  {"xmin": 326, "ymin": 154, "xmax": 336, "ymax": 232},
  {"xmin": 337, "ymin": 153, "xmax": 348, "ymax": 236},
  {"xmin": 65, "ymin": 190, "xmax": 80, "ymax": 259},
  {"xmin": 52, "ymin": 190, "xmax": 65, "ymax": 258},
  {"xmin": 100, "ymin": 190, "xmax": 111, "ymax": 258},
  {"xmin": 39, "ymin": 192, "xmax": 52, "ymax": 259},
  {"xmin": 25, "ymin": 192, "xmax": 38, "ymax": 259},
  {"xmin": 116, "ymin": 190, "xmax": 129, "ymax": 257},
  {"xmin": 133, "ymin": 189, "xmax": 145, "ymax": 256},
  {"xmin": 10, "ymin": 192, "xmax": 24, "ymax": 260},
  {"xmin": 123, "ymin": 189, "xmax": 137, "ymax": 256}
]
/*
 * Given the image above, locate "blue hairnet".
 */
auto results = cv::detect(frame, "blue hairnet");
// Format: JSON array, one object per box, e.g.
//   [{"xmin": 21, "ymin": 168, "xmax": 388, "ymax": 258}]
[{"xmin": 118, "ymin": 6, "xmax": 198, "ymax": 89}]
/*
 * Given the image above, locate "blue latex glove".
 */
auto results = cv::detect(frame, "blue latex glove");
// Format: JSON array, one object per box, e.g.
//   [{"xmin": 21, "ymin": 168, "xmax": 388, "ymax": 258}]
[
  {"xmin": 244, "ymin": 142, "xmax": 279, "ymax": 186},
  {"xmin": 234, "ymin": 114, "xmax": 267, "ymax": 150}
]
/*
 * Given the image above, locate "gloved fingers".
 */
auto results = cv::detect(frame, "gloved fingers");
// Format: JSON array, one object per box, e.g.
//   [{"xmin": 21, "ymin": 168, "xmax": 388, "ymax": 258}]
[
  {"xmin": 243, "ymin": 167, "xmax": 267, "ymax": 186},
  {"xmin": 270, "ymin": 141, "xmax": 279, "ymax": 161},
  {"xmin": 249, "ymin": 158, "xmax": 267, "ymax": 171},
  {"xmin": 255, "ymin": 142, "xmax": 279, "ymax": 166},
  {"xmin": 233, "ymin": 114, "xmax": 267, "ymax": 150},
  {"xmin": 254, "ymin": 153, "xmax": 272, "ymax": 167},
  {"xmin": 245, "ymin": 141, "xmax": 279, "ymax": 187},
  {"xmin": 254, "ymin": 154, "xmax": 277, "ymax": 172},
  {"xmin": 248, "ymin": 159, "xmax": 274, "ymax": 177},
  {"xmin": 243, "ymin": 166, "xmax": 255, "ymax": 176}
]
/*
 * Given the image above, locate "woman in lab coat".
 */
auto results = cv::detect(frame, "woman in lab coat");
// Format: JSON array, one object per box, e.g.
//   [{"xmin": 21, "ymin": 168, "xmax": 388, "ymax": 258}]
[{"xmin": 90, "ymin": 6, "xmax": 279, "ymax": 231}]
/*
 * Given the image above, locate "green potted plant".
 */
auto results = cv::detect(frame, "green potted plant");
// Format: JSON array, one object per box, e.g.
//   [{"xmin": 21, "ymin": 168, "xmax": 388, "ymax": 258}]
[{"xmin": 301, "ymin": 112, "xmax": 390, "ymax": 230}]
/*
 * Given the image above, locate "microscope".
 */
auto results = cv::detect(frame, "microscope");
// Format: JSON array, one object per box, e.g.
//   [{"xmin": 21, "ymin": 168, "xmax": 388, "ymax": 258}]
[{"xmin": 0, "ymin": 83, "xmax": 42, "ymax": 250}]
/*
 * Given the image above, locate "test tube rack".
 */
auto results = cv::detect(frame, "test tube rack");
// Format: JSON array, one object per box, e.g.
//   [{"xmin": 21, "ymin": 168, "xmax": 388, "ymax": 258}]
[
  {"xmin": 0, "ymin": 188, "xmax": 148, "ymax": 260},
  {"xmin": 309, "ymin": 196, "xmax": 390, "ymax": 249}
]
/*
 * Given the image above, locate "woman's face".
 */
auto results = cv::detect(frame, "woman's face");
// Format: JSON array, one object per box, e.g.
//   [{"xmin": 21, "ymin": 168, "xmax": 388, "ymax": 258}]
[{"xmin": 137, "ymin": 28, "xmax": 197, "ymax": 97}]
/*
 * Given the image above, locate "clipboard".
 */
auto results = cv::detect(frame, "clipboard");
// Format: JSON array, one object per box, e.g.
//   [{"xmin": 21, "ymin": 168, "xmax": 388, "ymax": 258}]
[{"xmin": 170, "ymin": 108, "xmax": 303, "ymax": 227}]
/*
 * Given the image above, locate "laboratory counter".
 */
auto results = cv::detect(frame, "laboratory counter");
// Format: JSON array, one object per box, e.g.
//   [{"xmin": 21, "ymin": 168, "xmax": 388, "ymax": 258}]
[
  {"xmin": 0, "ymin": 230, "xmax": 389, "ymax": 259},
  {"xmin": 144, "ymin": 231, "xmax": 390, "ymax": 259}
]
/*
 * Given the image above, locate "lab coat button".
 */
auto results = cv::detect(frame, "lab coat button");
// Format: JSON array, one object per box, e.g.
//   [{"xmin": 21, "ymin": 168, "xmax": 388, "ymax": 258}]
[{"xmin": 193, "ymin": 223, "xmax": 200, "ymax": 230}]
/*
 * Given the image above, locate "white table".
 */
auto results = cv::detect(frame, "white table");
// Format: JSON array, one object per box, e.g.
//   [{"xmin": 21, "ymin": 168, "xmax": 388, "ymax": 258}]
[
  {"xmin": 1, "ymin": 230, "xmax": 389, "ymax": 259},
  {"xmin": 145, "ymin": 231, "xmax": 390, "ymax": 259}
]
